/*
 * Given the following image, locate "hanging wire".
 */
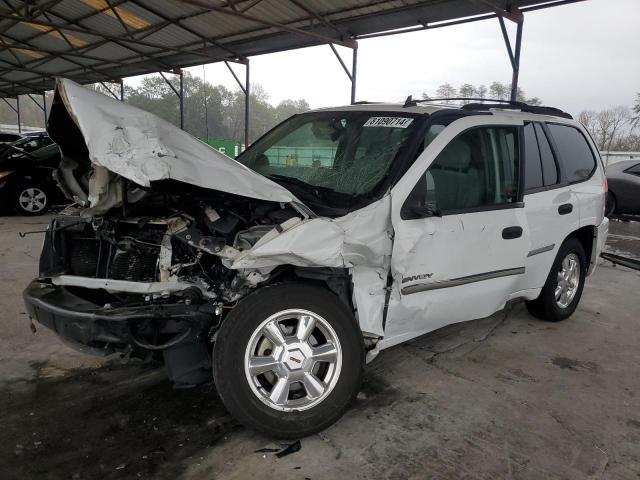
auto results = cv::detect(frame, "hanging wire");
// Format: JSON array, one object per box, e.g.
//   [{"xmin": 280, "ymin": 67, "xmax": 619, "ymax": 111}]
[{"xmin": 202, "ymin": 63, "xmax": 210, "ymax": 142}]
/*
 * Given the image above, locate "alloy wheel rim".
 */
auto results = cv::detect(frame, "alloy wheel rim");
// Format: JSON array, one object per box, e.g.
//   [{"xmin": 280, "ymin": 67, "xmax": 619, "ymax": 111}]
[
  {"xmin": 18, "ymin": 187, "xmax": 47, "ymax": 213},
  {"xmin": 244, "ymin": 309, "xmax": 342, "ymax": 412},
  {"xmin": 555, "ymin": 252, "xmax": 580, "ymax": 308}
]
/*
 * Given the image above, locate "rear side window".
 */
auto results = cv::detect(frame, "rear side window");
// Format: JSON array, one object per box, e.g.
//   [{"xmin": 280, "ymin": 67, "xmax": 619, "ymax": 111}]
[
  {"xmin": 534, "ymin": 123, "xmax": 559, "ymax": 186},
  {"xmin": 547, "ymin": 124, "xmax": 597, "ymax": 183},
  {"xmin": 625, "ymin": 163, "xmax": 640, "ymax": 176},
  {"xmin": 523, "ymin": 123, "xmax": 543, "ymax": 190}
]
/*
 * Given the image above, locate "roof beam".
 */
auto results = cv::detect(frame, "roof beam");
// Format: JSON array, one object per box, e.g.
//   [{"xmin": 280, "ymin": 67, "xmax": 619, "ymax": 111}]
[
  {"xmin": 287, "ymin": 0, "xmax": 344, "ymax": 36},
  {"xmin": 471, "ymin": 0, "xmax": 523, "ymax": 23},
  {"xmin": 0, "ymin": 8, "xmax": 229, "ymax": 66},
  {"xmin": 126, "ymin": 0, "xmax": 245, "ymax": 60},
  {"xmin": 177, "ymin": 0, "xmax": 357, "ymax": 49}
]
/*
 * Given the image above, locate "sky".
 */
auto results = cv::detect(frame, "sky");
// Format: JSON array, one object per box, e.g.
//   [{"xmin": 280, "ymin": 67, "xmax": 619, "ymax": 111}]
[{"xmin": 128, "ymin": 0, "xmax": 639, "ymax": 117}]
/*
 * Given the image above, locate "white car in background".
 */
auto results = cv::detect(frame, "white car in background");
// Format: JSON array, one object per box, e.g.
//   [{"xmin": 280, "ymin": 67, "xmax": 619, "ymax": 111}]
[{"xmin": 24, "ymin": 80, "xmax": 608, "ymax": 438}]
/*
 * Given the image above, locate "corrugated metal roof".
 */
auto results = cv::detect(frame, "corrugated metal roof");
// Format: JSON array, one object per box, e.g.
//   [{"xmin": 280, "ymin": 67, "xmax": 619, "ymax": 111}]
[{"xmin": 0, "ymin": 0, "xmax": 582, "ymax": 97}]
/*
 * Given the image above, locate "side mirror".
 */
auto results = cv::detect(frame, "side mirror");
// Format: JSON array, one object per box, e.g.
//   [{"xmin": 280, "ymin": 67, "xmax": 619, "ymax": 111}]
[{"xmin": 400, "ymin": 203, "xmax": 441, "ymax": 220}]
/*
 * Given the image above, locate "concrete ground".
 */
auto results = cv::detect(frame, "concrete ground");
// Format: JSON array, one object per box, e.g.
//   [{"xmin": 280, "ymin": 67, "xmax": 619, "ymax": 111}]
[{"xmin": 1, "ymin": 214, "xmax": 639, "ymax": 480}]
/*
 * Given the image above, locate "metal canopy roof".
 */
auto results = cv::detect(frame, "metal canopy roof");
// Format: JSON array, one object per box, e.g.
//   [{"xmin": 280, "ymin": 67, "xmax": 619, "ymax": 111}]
[{"xmin": 0, "ymin": 0, "xmax": 582, "ymax": 98}]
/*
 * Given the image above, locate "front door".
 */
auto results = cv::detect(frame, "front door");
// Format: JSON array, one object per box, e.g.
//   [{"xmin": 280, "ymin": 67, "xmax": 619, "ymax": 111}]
[{"xmin": 382, "ymin": 116, "xmax": 531, "ymax": 348}]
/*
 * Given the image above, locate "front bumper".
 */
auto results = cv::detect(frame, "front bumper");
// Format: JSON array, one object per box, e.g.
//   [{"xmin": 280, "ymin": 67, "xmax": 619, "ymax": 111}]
[{"xmin": 23, "ymin": 279, "xmax": 215, "ymax": 355}]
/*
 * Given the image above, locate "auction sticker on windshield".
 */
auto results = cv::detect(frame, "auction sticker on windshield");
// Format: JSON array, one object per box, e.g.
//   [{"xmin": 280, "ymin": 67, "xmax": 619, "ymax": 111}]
[{"xmin": 363, "ymin": 117, "xmax": 414, "ymax": 128}]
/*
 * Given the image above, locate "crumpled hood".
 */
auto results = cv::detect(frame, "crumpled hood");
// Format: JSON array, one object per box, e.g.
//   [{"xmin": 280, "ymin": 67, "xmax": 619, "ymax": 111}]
[{"xmin": 53, "ymin": 78, "xmax": 295, "ymax": 203}]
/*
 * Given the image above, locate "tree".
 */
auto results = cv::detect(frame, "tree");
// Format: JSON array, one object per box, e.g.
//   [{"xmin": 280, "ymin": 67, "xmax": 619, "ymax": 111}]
[
  {"xmin": 458, "ymin": 84, "xmax": 475, "ymax": 103},
  {"xmin": 489, "ymin": 81, "xmax": 509, "ymax": 100},
  {"xmin": 577, "ymin": 110, "xmax": 597, "ymax": 134},
  {"xmin": 435, "ymin": 83, "xmax": 457, "ymax": 103},
  {"xmin": 579, "ymin": 106, "xmax": 634, "ymax": 151},
  {"xmin": 119, "ymin": 71, "xmax": 309, "ymax": 143},
  {"xmin": 633, "ymin": 93, "xmax": 640, "ymax": 128},
  {"xmin": 475, "ymin": 85, "xmax": 487, "ymax": 99}
]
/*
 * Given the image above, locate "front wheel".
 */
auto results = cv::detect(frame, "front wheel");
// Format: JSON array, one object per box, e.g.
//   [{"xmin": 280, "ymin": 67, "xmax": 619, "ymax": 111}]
[
  {"xmin": 525, "ymin": 237, "xmax": 587, "ymax": 322},
  {"xmin": 213, "ymin": 283, "xmax": 364, "ymax": 438}
]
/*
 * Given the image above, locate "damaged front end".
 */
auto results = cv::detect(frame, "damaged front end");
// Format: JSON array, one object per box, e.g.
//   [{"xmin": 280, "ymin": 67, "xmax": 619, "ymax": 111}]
[
  {"xmin": 24, "ymin": 189, "xmax": 307, "ymax": 387},
  {"xmin": 24, "ymin": 79, "xmax": 393, "ymax": 388}
]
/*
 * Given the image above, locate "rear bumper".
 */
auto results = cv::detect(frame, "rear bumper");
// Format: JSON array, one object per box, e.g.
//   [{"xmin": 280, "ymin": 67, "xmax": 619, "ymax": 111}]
[{"xmin": 23, "ymin": 279, "xmax": 214, "ymax": 355}]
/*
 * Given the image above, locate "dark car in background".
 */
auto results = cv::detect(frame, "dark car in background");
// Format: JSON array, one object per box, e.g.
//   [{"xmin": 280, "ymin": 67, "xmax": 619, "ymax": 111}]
[
  {"xmin": 0, "ymin": 133, "xmax": 67, "ymax": 215},
  {"xmin": 0, "ymin": 131, "xmax": 23, "ymax": 144},
  {"xmin": 606, "ymin": 160, "xmax": 640, "ymax": 217}
]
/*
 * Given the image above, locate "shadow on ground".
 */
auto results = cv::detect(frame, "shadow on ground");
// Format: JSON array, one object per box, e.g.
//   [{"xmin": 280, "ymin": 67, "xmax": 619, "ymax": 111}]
[{"xmin": 1, "ymin": 362, "xmax": 236, "ymax": 479}]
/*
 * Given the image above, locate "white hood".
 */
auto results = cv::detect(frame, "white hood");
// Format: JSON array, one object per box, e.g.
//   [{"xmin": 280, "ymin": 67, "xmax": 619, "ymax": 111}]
[{"xmin": 54, "ymin": 78, "xmax": 295, "ymax": 203}]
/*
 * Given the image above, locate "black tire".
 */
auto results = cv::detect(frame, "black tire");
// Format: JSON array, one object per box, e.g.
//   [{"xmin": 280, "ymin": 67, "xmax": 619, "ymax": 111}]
[
  {"xmin": 525, "ymin": 237, "xmax": 587, "ymax": 322},
  {"xmin": 13, "ymin": 183, "xmax": 51, "ymax": 216},
  {"xmin": 213, "ymin": 283, "xmax": 364, "ymax": 439},
  {"xmin": 605, "ymin": 192, "xmax": 616, "ymax": 217}
]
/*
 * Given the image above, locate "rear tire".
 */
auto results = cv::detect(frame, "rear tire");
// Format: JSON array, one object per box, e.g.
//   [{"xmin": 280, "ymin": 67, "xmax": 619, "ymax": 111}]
[
  {"xmin": 213, "ymin": 283, "xmax": 364, "ymax": 438},
  {"xmin": 525, "ymin": 237, "xmax": 587, "ymax": 322}
]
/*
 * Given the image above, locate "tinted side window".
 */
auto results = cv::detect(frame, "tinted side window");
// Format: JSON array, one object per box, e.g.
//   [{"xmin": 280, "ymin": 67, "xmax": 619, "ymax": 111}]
[
  {"xmin": 524, "ymin": 123, "xmax": 543, "ymax": 190},
  {"xmin": 534, "ymin": 123, "xmax": 558, "ymax": 186},
  {"xmin": 409, "ymin": 126, "xmax": 519, "ymax": 214},
  {"xmin": 625, "ymin": 163, "xmax": 640, "ymax": 176},
  {"xmin": 547, "ymin": 124, "xmax": 596, "ymax": 183}
]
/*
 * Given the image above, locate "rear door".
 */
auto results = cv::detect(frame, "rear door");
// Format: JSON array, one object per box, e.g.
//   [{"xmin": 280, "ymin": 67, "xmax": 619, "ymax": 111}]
[
  {"xmin": 383, "ymin": 115, "xmax": 530, "ymax": 348},
  {"xmin": 515, "ymin": 122, "xmax": 580, "ymax": 293}
]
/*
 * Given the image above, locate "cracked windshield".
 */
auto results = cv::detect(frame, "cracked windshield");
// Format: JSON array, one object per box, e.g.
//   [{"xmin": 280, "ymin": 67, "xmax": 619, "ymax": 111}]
[{"xmin": 238, "ymin": 112, "xmax": 419, "ymax": 212}]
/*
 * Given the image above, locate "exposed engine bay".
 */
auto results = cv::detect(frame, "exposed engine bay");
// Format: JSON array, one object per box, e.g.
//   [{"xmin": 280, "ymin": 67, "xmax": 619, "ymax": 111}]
[{"xmin": 44, "ymin": 182, "xmax": 303, "ymax": 303}]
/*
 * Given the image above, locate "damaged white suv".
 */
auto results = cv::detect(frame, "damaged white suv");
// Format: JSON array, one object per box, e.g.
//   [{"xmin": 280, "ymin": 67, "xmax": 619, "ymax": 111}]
[{"xmin": 24, "ymin": 80, "xmax": 608, "ymax": 438}]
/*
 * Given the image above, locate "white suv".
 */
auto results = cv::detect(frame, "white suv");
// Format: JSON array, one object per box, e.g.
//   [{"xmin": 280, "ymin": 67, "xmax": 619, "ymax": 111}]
[{"xmin": 24, "ymin": 80, "xmax": 608, "ymax": 438}]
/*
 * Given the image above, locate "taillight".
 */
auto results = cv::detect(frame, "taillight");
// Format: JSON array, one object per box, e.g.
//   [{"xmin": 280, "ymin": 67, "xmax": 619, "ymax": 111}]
[{"xmin": 603, "ymin": 177, "xmax": 608, "ymax": 217}]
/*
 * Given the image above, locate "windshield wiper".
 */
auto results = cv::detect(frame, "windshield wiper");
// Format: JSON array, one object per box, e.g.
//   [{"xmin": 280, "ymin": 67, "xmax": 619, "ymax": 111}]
[{"xmin": 267, "ymin": 174, "xmax": 335, "ymax": 194}]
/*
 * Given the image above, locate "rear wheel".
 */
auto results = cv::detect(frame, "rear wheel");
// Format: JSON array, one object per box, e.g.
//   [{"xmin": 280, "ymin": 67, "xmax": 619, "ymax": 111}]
[
  {"xmin": 14, "ymin": 184, "xmax": 50, "ymax": 216},
  {"xmin": 526, "ymin": 237, "xmax": 587, "ymax": 322},
  {"xmin": 213, "ymin": 283, "xmax": 364, "ymax": 438}
]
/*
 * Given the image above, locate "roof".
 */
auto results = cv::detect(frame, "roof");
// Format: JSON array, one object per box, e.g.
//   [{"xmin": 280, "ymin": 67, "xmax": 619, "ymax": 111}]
[
  {"xmin": 0, "ymin": 0, "xmax": 583, "ymax": 98},
  {"xmin": 312, "ymin": 101, "xmax": 575, "ymax": 123}
]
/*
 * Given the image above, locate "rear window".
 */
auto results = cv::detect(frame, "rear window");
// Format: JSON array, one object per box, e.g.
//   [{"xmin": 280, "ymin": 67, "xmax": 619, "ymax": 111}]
[{"xmin": 547, "ymin": 124, "xmax": 596, "ymax": 183}]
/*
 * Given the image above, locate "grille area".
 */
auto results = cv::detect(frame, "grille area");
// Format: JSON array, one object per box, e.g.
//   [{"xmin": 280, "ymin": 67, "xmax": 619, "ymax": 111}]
[
  {"xmin": 110, "ymin": 248, "xmax": 159, "ymax": 282},
  {"xmin": 69, "ymin": 238, "xmax": 100, "ymax": 277}
]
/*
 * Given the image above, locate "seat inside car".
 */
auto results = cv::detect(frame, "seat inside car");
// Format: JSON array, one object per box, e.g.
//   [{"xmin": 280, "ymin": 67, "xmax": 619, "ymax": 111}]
[{"xmin": 430, "ymin": 138, "xmax": 483, "ymax": 211}]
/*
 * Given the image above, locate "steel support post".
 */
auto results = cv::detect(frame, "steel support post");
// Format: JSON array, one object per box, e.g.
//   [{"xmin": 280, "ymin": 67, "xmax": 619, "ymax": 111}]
[
  {"xmin": 120, "ymin": 79, "xmax": 125, "ymax": 101},
  {"xmin": 330, "ymin": 42, "xmax": 358, "ymax": 104},
  {"xmin": 42, "ymin": 92, "xmax": 46, "ymax": 126},
  {"xmin": 16, "ymin": 95, "xmax": 21, "ymax": 133},
  {"xmin": 179, "ymin": 70, "xmax": 184, "ymax": 130},
  {"xmin": 510, "ymin": 21, "xmax": 523, "ymax": 102},
  {"xmin": 351, "ymin": 44, "xmax": 358, "ymax": 104},
  {"xmin": 159, "ymin": 70, "xmax": 184, "ymax": 129},
  {"xmin": 244, "ymin": 60, "xmax": 250, "ymax": 149}
]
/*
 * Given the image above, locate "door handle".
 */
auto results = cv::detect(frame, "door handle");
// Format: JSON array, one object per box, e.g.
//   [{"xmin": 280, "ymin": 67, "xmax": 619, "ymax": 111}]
[
  {"xmin": 502, "ymin": 226, "xmax": 523, "ymax": 239},
  {"xmin": 558, "ymin": 203, "xmax": 573, "ymax": 215}
]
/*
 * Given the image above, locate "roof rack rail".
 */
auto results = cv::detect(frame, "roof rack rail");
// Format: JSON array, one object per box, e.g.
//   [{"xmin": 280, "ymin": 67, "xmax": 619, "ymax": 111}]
[{"xmin": 402, "ymin": 95, "xmax": 573, "ymax": 120}]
